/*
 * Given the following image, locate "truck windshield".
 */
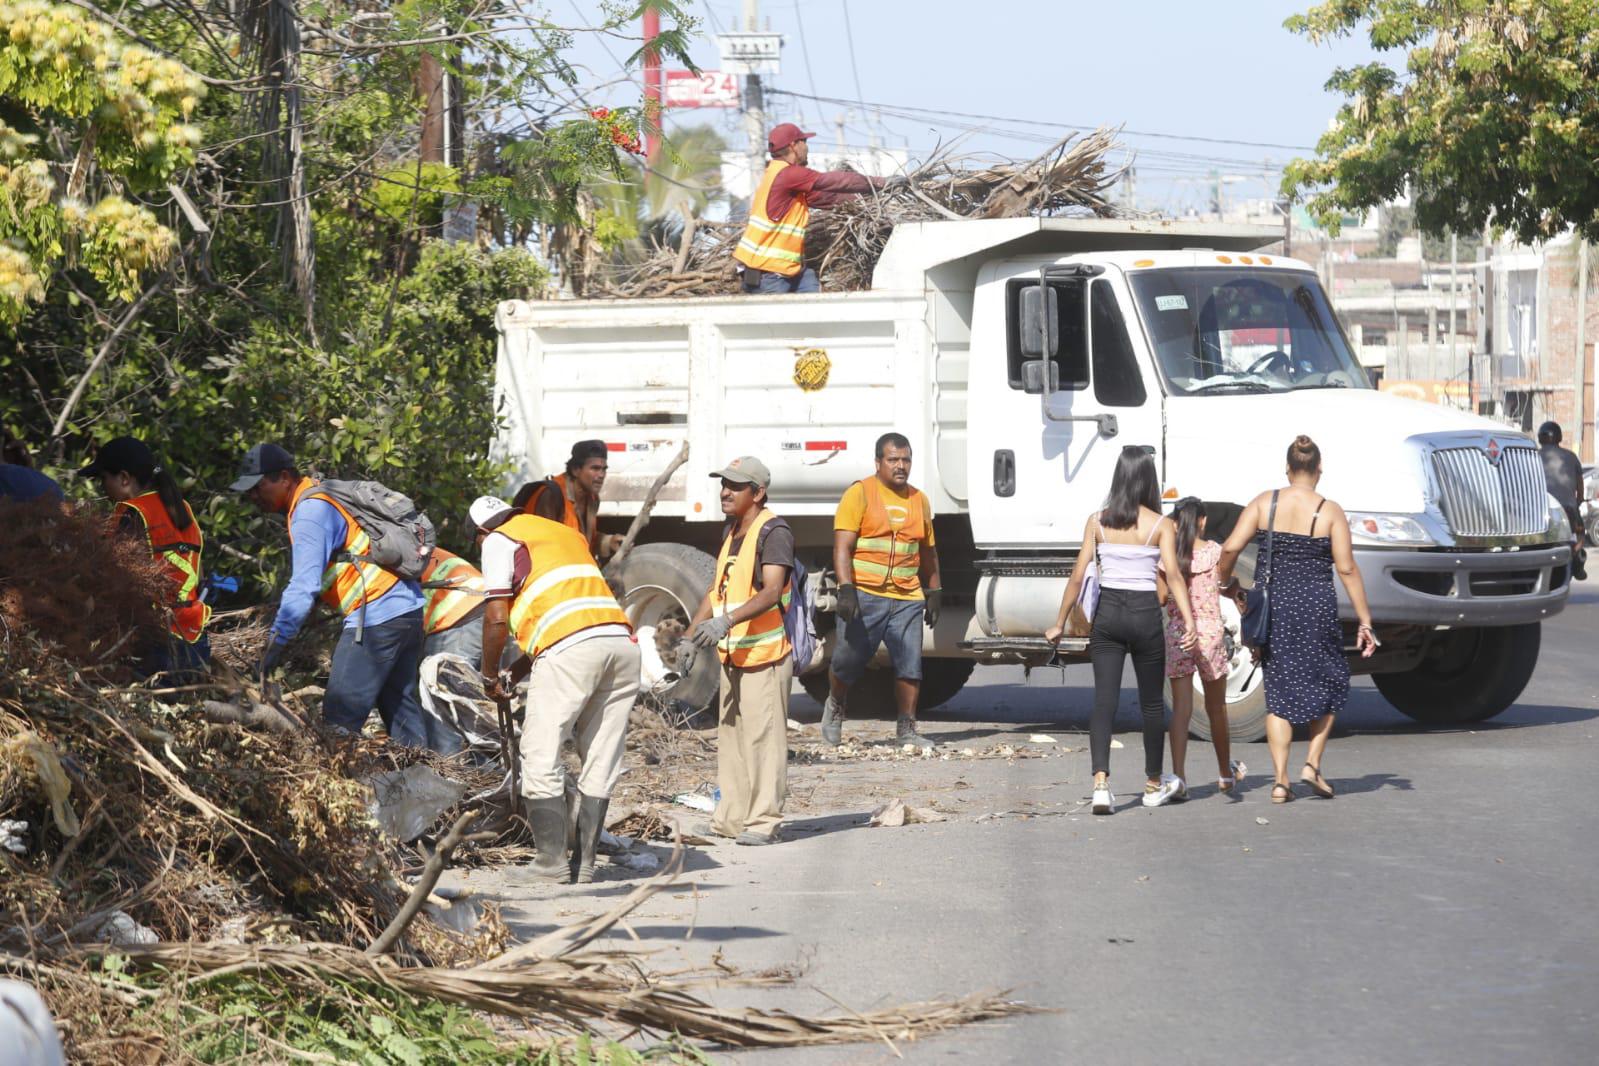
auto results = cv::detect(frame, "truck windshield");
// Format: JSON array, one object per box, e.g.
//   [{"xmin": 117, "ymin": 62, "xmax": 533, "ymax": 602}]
[{"xmin": 1129, "ymin": 268, "xmax": 1369, "ymax": 395}]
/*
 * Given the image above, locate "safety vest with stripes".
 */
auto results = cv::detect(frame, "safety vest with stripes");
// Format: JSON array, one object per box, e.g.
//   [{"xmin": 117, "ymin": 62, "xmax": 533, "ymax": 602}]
[
  {"xmin": 850, "ymin": 477, "xmax": 927, "ymax": 596},
  {"xmin": 286, "ymin": 477, "xmax": 400, "ymax": 618},
  {"xmin": 420, "ymin": 547, "xmax": 485, "ymax": 635},
  {"xmin": 711, "ymin": 509, "xmax": 792, "ymax": 668},
  {"xmin": 117, "ymin": 491, "xmax": 212, "ymax": 643},
  {"xmin": 732, "ymin": 160, "xmax": 808, "ymax": 278},
  {"xmin": 499, "ymin": 514, "xmax": 631, "ymax": 658},
  {"xmin": 522, "ymin": 472, "xmax": 600, "ymax": 555}
]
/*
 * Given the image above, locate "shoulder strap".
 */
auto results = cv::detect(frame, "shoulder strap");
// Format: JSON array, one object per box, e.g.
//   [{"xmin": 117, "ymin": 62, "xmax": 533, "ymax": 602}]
[
  {"xmin": 1144, "ymin": 515, "xmax": 1162, "ymax": 545},
  {"xmin": 1309, "ymin": 497, "xmax": 1328, "ymax": 537},
  {"xmin": 1262, "ymin": 491, "xmax": 1279, "ymax": 585}
]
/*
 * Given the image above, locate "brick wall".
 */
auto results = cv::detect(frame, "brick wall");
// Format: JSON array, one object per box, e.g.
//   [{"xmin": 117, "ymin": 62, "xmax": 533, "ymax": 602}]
[{"xmin": 1534, "ymin": 243, "xmax": 1599, "ymax": 460}]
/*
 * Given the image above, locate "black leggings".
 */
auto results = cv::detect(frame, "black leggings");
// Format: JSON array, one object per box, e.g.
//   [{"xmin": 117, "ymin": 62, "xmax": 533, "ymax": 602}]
[{"xmin": 1088, "ymin": 587, "xmax": 1167, "ymax": 779}]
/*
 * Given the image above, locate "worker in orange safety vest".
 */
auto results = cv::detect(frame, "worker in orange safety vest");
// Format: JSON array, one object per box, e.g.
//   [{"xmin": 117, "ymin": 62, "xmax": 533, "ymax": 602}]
[{"xmin": 512, "ymin": 439, "xmax": 623, "ymax": 560}]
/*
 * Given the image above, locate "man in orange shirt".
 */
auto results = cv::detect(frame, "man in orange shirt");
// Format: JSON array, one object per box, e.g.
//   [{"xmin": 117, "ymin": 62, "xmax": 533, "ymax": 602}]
[{"xmin": 824, "ymin": 432, "xmax": 942, "ymax": 749}]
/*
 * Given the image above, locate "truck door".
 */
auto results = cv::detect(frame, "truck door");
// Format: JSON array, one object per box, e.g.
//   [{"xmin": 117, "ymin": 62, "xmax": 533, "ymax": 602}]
[{"xmin": 968, "ymin": 266, "xmax": 1164, "ymax": 547}]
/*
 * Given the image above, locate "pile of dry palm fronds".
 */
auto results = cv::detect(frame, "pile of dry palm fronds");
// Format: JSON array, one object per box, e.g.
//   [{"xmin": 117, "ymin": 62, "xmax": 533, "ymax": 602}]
[{"xmin": 592, "ymin": 129, "xmax": 1127, "ymax": 297}]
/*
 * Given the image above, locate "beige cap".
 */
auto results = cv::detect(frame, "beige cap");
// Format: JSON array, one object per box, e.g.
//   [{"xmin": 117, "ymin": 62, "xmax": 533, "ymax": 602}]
[{"xmin": 709, "ymin": 456, "xmax": 771, "ymax": 489}]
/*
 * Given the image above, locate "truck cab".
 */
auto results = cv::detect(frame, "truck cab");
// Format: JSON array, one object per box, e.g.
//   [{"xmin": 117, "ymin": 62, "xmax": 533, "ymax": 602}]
[{"xmin": 494, "ymin": 218, "xmax": 1571, "ymax": 739}]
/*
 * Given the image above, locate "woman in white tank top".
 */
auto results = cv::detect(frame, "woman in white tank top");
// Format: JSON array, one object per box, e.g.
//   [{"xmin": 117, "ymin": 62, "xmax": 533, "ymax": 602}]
[{"xmin": 1047, "ymin": 448, "xmax": 1197, "ymax": 814}]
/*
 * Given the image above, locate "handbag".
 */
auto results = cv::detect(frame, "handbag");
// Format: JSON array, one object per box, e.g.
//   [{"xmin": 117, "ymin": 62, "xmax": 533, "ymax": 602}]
[
  {"xmin": 1064, "ymin": 522, "xmax": 1103, "ymax": 638},
  {"xmin": 1240, "ymin": 490, "xmax": 1278, "ymax": 649}
]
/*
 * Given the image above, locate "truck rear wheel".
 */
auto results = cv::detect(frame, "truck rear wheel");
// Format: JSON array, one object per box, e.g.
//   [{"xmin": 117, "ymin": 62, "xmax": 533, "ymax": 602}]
[
  {"xmin": 1373, "ymin": 624, "xmax": 1539, "ymax": 724},
  {"xmin": 610, "ymin": 543, "xmax": 719, "ymax": 714},
  {"xmin": 800, "ymin": 659, "xmax": 975, "ymax": 716},
  {"xmin": 1168, "ymin": 595, "xmax": 1269, "ymax": 743}
]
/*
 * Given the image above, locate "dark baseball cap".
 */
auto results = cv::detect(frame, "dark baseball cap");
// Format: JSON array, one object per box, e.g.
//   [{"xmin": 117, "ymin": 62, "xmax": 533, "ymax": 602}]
[
  {"xmin": 768, "ymin": 122, "xmax": 814, "ymax": 152},
  {"xmin": 229, "ymin": 443, "xmax": 296, "ymax": 492},
  {"xmin": 79, "ymin": 436, "xmax": 156, "ymax": 481},
  {"xmin": 569, "ymin": 439, "xmax": 609, "ymax": 465}
]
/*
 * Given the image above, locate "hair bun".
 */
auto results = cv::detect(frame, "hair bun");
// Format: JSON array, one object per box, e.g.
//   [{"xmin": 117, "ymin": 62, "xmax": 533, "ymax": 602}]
[{"xmin": 1294, "ymin": 434, "xmax": 1315, "ymax": 448}]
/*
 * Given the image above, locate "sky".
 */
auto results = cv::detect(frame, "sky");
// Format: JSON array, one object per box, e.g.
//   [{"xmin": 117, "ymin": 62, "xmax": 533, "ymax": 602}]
[{"xmin": 559, "ymin": 0, "xmax": 1382, "ymax": 215}]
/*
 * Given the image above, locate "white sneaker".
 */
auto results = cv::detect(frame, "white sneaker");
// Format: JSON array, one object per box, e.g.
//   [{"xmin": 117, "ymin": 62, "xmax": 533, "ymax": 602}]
[
  {"xmin": 1142, "ymin": 774, "xmax": 1183, "ymax": 808},
  {"xmin": 1091, "ymin": 782, "xmax": 1115, "ymax": 814}
]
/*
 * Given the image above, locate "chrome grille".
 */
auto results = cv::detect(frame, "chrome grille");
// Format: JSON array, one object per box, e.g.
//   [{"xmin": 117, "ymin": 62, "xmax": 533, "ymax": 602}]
[{"xmin": 1431, "ymin": 445, "xmax": 1547, "ymax": 537}]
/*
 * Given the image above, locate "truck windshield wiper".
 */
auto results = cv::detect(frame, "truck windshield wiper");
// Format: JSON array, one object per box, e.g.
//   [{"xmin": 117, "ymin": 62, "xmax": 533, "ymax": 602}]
[{"xmin": 1187, "ymin": 379, "xmax": 1276, "ymax": 394}]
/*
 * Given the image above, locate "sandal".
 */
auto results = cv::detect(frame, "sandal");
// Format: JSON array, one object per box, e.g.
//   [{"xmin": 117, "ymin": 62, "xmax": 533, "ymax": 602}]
[
  {"xmin": 1270, "ymin": 782, "xmax": 1295, "ymax": 804},
  {"xmin": 1218, "ymin": 760, "xmax": 1247, "ymax": 794},
  {"xmin": 1300, "ymin": 763, "xmax": 1335, "ymax": 799}
]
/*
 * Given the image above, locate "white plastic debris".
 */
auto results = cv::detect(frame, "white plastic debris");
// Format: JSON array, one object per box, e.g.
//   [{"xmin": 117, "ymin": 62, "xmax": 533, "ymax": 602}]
[
  {"xmin": 786, "ymin": 718, "xmax": 803, "ymax": 732},
  {"xmin": 1255, "ymin": 817, "xmax": 1270, "ymax": 825},
  {"xmin": 0, "ymin": 979, "xmax": 67, "ymax": 1066},
  {"xmin": 0, "ymin": 820, "xmax": 27, "ymax": 855},
  {"xmin": 613, "ymin": 849, "xmax": 662, "ymax": 873},
  {"xmin": 1028, "ymin": 734, "xmax": 1057, "ymax": 744},
  {"xmin": 367, "ymin": 765, "xmax": 467, "ymax": 842},
  {"xmin": 93, "ymin": 911, "xmax": 158, "ymax": 946},
  {"xmin": 1109, "ymin": 739, "xmax": 1125, "ymax": 749},
  {"xmin": 673, "ymin": 793, "xmax": 716, "ymax": 813}
]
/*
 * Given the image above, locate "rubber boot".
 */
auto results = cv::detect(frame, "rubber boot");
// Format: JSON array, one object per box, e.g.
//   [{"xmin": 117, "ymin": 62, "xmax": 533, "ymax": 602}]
[
  {"xmin": 523, "ymin": 795, "xmax": 571, "ymax": 884},
  {"xmin": 571, "ymin": 793, "xmax": 610, "ymax": 885}
]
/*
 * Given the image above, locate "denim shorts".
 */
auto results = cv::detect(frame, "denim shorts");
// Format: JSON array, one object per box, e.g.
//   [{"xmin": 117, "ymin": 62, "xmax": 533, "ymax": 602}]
[{"xmin": 830, "ymin": 590, "xmax": 924, "ymax": 682}]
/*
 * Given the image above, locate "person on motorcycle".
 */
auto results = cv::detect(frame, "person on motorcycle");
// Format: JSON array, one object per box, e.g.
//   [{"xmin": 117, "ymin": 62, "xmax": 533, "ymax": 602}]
[{"xmin": 1538, "ymin": 421, "xmax": 1587, "ymax": 580}]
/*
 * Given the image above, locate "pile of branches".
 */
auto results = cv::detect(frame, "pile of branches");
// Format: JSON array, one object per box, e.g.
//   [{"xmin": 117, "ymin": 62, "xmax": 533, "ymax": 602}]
[
  {"xmin": 0, "ymin": 502, "xmax": 1037, "ymax": 1060},
  {"xmin": 594, "ymin": 129, "xmax": 1128, "ymax": 298}
]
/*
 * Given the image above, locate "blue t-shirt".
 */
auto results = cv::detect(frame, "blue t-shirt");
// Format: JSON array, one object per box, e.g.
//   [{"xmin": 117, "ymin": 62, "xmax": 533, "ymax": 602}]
[
  {"xmin": 269, "ymin": 496, "xmax": 425, "ymax": 645},
  {"xmin": 0, "ymin": 463, "xmax": 63, "ymax": 503}
]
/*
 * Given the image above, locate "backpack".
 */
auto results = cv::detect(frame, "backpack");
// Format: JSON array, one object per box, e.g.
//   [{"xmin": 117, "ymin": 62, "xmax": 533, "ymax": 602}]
[
  {"xmin": 316, "ymin": 479, "xmax": 436, "ymax": 582},
  {"xmin": 785, "ymin": 554, "xmax": 819, "ymax": 675}
]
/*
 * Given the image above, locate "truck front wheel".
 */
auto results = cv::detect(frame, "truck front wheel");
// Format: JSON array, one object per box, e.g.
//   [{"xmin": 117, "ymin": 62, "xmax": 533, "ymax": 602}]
[
  {"xmin": 610, "ymin": 543, "xmax": 719, "ymax": 714},
  {"xmin": 1372, "ymin": 624, "xmax": 1540, "ymax": 725},
  {"xmin": 800, "ymin": 659, "xmax": 976, "ymax": 716}
]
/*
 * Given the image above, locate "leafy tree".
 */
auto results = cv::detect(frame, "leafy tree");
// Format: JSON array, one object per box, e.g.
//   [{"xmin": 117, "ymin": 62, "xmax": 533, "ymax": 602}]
[
  {"xmin": 1285, "ymin": 0, "xmax": 1599, "ymax": 243},
  {"xmin": 0, "ymin": 0, "xmax": 203, "ymax": 324}
]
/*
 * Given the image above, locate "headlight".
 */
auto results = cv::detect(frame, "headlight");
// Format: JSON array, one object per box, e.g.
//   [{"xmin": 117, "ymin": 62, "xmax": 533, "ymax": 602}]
[
  {"xmin": 1548, "ymin": 495, "xmax": 1573, "ymax": 541},
  {"xmin": 1346, "ymin": 512, "xmax": 1435, "ymax": 546}
]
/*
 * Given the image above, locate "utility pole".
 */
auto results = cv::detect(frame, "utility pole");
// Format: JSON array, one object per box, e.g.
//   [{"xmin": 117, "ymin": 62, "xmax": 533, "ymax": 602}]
[
  {"xmin": 642, "ymin": 7, "xmax": 663, "ymax": 163},
  {"xmin": 1576, "ymin": 238, "xmax": 1589, "ymax": 459},
  {"xmin": 1449, "ymin": 232, "xmax": 1458, "ymax": 387},
  {"xmin": 741, "ymin": 0, "xmax": 765, "ymax": 199}
]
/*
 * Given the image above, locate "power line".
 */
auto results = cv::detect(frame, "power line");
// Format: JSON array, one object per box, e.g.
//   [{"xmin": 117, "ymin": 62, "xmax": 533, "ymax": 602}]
[
  {"xmin": 768, "ymin": 89, "xmax": 1316, "ymax": 152},
  {"xmin": 791, "ymin": 0, "xmax": 824, "ymax": 131},
  {"xmin": 838, "ymin": 1, "xmax": 868, "ymax": 110}
]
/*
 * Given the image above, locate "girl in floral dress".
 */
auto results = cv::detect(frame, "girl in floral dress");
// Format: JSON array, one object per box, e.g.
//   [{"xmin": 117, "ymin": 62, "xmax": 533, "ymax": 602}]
[{"xmin": 1162, "ymin": 498, "xmax": 1244, "ymax": 799}]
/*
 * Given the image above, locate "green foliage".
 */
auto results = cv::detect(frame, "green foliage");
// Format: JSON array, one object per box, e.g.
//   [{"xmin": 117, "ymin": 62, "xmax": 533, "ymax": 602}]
[
  {"xmin": 1285, "ymin": 0, "xmax": 1599, "ymax": 243},
  {"xmin": 113, "ymin": 965, "xmax": 711, "ymax": 1065},
  {"xmin": 0, "ymin": 1, "xmax": 203, "ymax": 321}
]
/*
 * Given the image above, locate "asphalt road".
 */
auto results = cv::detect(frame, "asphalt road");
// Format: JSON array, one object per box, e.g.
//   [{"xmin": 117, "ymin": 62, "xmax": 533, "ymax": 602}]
[{"xmin": 477, "ymin": 578, "xmax": 1599, "ymax": 1065}]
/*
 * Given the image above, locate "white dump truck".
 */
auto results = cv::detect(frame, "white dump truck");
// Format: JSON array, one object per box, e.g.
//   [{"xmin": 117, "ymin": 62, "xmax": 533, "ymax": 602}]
[{"xmin": 494, "ymin": 218, "xmax": 1572, "ymax": 740}]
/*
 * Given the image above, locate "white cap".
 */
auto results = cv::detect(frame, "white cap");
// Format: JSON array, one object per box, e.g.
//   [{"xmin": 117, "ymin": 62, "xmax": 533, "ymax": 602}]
[{"xmin": 469, "ymin": 495, "xmax": 513, "ymax": 532}]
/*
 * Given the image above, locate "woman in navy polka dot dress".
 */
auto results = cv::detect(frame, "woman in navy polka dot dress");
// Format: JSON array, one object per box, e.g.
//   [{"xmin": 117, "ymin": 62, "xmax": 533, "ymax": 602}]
[{"xmin": 1218, "ymin": 436, "xmax": 1378, "ymax": 803}]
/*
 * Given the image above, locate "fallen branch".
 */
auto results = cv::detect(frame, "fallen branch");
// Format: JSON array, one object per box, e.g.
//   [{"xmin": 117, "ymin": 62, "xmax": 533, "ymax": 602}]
[
  {"xmin": 366, "ymin": 811, "xmax": 494, "ymax": 956},
  {"xmin": 607, "ymin": 440, "xmax": 689, "ymax": 573}
]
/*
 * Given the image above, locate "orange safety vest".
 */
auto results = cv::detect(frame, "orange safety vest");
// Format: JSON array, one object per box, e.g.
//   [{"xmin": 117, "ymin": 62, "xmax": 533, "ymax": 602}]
[
  {"xmin": 732, "ymin": 160, "xmax": 808, "ymax": 278},
  {"xmin": 850, "ymin": 477, "xmax": 927, "ymax": 595},
  {"xmin": 116, "ymin": 491, "xmax": 211, "ymax": 643},
  {"xmin": 711, "ymin": 509, "xmax": 792, "ymax": 668},
  {"xmin": 420, "ymin": 547, "xmax": 485, "ymax": 635},
  {"xmin": 522, "ymin": 473, "xmax": 601, "ymax": 555},
  {"xmin": 286, "ymin": 477, "xmax": 400, "ymax": 618},
  {"xmin": 499, "ymin": 514, "xmax": 631, "ymax": 658}
]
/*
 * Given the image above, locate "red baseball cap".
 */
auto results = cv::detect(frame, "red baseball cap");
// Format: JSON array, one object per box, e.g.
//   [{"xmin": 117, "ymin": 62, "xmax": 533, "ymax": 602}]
[{"xmin": 767, "ymin": 122, "xmax": 815, "ymax": 152}]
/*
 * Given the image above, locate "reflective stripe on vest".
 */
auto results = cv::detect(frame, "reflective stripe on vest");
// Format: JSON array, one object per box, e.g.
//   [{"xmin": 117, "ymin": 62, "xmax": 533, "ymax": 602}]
[
  {"xmin": 850, "ymin": 477, "xmax": 926, "ymax": 594},
  {"xmin": 117, "ymin": 491, "xmax": 212, "ymax": 643},
  {"xmin": 711, "ymin": 509, "xmax": 792, "ymax": 667},
  {"xmin": 421, "ymin": 547, "xmax": 485, "ymax": 635},
  {"xmin": 500, "ymin": 514, "xmax": 631, "ymax": 657},
  {"xmin": 286, "ymin": 478, "xmax": 400, "ymax": 618},
  {"xmin": 732, "ymin": 160, "xmax": 808, "ymax": 278}
]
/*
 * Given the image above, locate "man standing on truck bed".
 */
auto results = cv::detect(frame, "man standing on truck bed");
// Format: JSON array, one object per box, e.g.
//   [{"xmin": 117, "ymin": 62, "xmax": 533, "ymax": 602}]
[
  {"xmin": 470, "ymin": 496, "xmax": 640, "ymax": 885},
  {"xmin": 512, "ymin": 440, "xmax": 623, "ymax": 561},
  {"xmin": 824, "ymin": 432, "xmax": 942, "ymax": 749},
  {"xmin": 732, "ymin": 122, "xmax": 896, "ymax": 294},
  {"xmin": 232, "ymin": 443, "xmax": 429, "ymax": 747},
  {"xmin": 684, "ymin": 456, "xmax": 795, "ymax": 845}
]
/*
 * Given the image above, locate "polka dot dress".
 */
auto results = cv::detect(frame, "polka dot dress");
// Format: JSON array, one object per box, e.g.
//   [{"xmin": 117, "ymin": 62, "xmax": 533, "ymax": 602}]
[{"xmin": 1254, "ymin": 530, "xmax": 1349, "ymax": 724}]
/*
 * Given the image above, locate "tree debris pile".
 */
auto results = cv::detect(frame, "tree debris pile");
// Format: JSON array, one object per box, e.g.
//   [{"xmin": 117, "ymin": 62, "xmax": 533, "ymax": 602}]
[{"xmin": 594, "ymin": 129, "xmax": 1128, "ymax": 297}]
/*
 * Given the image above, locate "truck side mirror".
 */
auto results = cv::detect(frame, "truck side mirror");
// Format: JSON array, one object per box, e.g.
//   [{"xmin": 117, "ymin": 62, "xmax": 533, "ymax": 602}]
[
  {"xmin": 1019, "ymin": 284, "xmax": 1058, "ymax": 359},
  {"xmin": 1021, "ymin": 359, "xmax": 1059, "ymax": 395}
]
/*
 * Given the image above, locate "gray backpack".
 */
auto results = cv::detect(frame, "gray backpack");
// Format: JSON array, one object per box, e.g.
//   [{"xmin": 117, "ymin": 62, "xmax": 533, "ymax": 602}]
[{"xmin": 316, "ymin": 479, "xmax": 436, "ymax": 582}]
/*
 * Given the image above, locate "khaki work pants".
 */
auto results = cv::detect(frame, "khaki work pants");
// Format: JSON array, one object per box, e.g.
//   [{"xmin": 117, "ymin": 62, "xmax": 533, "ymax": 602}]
[
  {"xmin": 712, "ymin": 656, "xmax": 793, "ymax": 839},
  {"xmin": 520, "ymin": 633, "xmax": 640, "ymax": 800}
]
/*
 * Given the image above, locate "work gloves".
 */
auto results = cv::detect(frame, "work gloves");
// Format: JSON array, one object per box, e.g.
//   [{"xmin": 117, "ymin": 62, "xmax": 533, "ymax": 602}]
[
  {"xmin": 924, "ymin": 588, "xmax": 942, "ymax": 628},
  {"xmin": 257, "ymin": 639, "xmax": 284, "ymax": 682},
  {"xmin": 673, "ymin": 640, "xmax": 698, "ymax": 679},
  {"xmin": 691, "ymin": 613, "xmax": 734, "ymax": 650},
  {"xmin": 836, "ymin": 584, "xmax": 860, "ymax": 623}
]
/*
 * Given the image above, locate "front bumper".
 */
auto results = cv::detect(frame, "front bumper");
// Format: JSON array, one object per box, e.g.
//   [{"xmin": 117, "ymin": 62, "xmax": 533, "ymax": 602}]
[{"xmin": 1346, "ymin": 544, "xmax": 1572, "ymax": 626}]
